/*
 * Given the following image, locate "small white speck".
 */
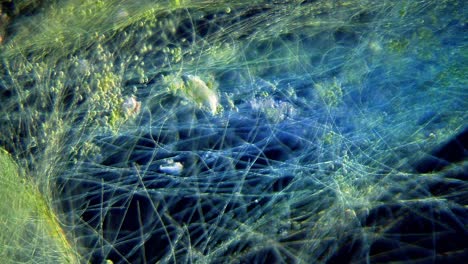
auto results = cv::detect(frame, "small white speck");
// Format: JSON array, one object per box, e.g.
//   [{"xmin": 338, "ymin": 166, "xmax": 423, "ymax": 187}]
[{"xmin": 159, "ymin": 160, "xmax": 183, "ymax": 175}]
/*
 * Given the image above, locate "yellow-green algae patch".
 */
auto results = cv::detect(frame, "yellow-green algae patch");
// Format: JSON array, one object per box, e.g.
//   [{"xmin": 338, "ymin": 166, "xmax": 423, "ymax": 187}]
[{"xmin": 0, "ymin": 148, "xmax": 80, "ymax": 263}]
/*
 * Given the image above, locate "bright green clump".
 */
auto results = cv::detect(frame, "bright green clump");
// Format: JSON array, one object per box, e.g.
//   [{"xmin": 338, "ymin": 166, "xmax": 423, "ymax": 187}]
[
  {"xmin": 164, "ymin": 73, "xmax": 222, "ymax": 115},
  {"xmin": 315, "ymin": 77, "xmax": 343, "ymax": 107}
]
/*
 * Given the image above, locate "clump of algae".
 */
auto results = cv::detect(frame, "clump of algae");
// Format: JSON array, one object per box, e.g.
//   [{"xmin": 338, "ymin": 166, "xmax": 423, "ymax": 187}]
[{"xmin": 0, "ymin": 148, "xmax": 80, "ymax": 264}]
